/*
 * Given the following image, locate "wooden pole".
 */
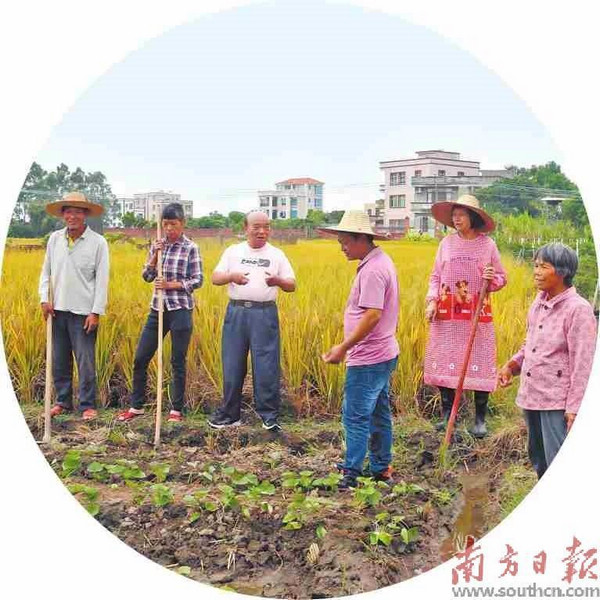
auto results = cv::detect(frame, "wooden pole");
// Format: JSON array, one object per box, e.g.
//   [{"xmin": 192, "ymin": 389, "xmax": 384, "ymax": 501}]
[
  {"xmin": 154, "ymin": 207, "xmax": 164, "ymax": 449},
  {"xmin": 42, "ymin": 283, "xmax": 53, "ymax": 444},
  {"xmin": 443, "ymin": 275, "xmax": 491, "ymax": 447}
]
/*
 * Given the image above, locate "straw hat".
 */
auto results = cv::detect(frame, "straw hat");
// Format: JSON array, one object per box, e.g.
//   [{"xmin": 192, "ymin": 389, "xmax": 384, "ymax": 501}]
[
  {"xmin": 430, "ymin": 194, "xmax": 495, "ymax": 233},
  {"xmin": 317, "ymin": 210, "xmax": 389, "ymax": 240},
  {"xmin": 45, "ymin": 191, "xmax": 104, "ymax": 218}
]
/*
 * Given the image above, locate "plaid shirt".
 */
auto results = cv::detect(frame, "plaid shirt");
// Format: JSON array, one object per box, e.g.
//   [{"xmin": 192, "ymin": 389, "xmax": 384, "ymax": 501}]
[{"xmin": 142, "ymin": 234, "xmax": 203, "ymax": 311}]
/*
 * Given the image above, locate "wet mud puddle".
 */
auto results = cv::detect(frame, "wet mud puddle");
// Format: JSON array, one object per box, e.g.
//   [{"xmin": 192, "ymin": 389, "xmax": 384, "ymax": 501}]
[{"xmin": 440, "ymin": 473, "xmax": 489, "ymax": 561}]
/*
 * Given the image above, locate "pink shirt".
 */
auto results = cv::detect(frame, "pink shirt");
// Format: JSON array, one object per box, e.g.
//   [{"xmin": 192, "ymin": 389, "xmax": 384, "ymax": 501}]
[
  {"xmin": 344, "ymin": 247, "xmax": 399, "ymax": 367},
  {"xmin": 509, "ymin": 287, "xmax": 597, "ymax": 414}
]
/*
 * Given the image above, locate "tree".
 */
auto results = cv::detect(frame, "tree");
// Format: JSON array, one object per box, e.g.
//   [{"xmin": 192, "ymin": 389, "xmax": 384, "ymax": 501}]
[
  {"xmin": 121, "ymin": 212, "xmax": 138, "ymax": 228},
  {"xmin": 10, "ymin": 161, "xmax": 120, "ymax": 236},
  {"xmin": 324, "ymin": 210, "xmax": 344, "ymax": 224},
  {"xmin": 477, "ymin": 161, "xmax": 581, "ymax": 218},
  {"xmin": 561, "ymin": 198, "xmax": 590, "ymax": 229}
]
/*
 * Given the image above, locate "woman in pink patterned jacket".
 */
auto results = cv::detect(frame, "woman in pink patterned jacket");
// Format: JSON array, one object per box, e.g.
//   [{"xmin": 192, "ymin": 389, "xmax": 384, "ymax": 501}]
[
  {"xmin": 498, "ymin": 243, "xmax": 597, "ymax": 479},
  {"xmin": 424, "ymin": 195, "xmax": 507, "ymax": 437}
]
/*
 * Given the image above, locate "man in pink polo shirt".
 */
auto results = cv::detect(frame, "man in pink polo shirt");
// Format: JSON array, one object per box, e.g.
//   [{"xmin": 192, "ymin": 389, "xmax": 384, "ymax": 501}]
[{"xmin": 320, "ymin": 211, "xmax": 399, "ymax": 489}]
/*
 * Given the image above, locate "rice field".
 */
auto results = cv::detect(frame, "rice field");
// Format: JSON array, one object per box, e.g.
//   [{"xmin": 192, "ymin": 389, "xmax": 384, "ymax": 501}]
[{"xmin": 0, "ymin": 237, "xmax": 536, "ymax": 417}]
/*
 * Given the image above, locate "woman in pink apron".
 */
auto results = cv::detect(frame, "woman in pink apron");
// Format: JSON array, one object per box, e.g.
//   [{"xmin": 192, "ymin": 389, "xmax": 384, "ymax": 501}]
[{"xmin": 424, "ymin": 195, "xmax": 507, "ymax": 437}]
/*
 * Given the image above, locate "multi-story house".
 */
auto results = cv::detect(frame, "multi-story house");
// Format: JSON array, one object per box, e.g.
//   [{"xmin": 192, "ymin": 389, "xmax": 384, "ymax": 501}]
[
  {"xmin": 258, "ymin": 178, "xmax": 324, "ymax": 220},
  {"xmin": 378, "ymin": 150, "xmax": 513, "ymax": 235},
  {"xmin": 118, "ymin": 190, "xmax": 193, "ymax": 222}
]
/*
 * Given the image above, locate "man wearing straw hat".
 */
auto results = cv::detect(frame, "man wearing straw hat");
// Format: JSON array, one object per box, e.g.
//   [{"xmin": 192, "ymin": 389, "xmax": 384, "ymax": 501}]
[
  {"xmin": 319, "ymin": 211, "xmax": 399, "ymax": 489},
  {"xmin": 39, "ymin": 191, "xmax": 109, "ymax": 421}
]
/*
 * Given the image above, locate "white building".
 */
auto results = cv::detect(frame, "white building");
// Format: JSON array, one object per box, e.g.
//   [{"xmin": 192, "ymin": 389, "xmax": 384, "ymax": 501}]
[
  {"xmin": 378, "ymin": 150, "xmax": 514, "ymax": 235},
  {"xmin": 118, "ymin": 191, "xmax": 193, "ymax": 222},
  {"xmin": 258, "ymin": 178, "xmax": 324, "ymax": 220}
]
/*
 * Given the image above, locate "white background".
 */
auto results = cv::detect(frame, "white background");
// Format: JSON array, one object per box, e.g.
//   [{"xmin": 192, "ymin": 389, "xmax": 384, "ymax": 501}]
[{"xmin": 1, "ymin": 1, "xmax": 599, "ymax": 598}]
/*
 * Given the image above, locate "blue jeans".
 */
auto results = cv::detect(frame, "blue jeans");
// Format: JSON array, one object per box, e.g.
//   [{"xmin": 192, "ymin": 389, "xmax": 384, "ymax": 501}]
[
  {"xmin": 342, "ymin": 356, "xmax": 398, "ymax": 476},
  {"xmin": 130, "ymin": 309, "xmax": 193, "ymax": 412}
]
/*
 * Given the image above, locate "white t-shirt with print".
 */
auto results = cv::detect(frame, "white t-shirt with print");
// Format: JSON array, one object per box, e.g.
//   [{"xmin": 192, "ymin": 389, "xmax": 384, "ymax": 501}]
[{"xmin": 213, "ymin": 242, "xmax": 296, "ymax": 302}]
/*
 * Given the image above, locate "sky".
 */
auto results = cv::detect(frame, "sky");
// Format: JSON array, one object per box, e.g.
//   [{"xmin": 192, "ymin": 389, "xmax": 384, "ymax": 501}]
[{"xmin": 35, "ymin": 0, "xmax": 560, "ymax": 216}]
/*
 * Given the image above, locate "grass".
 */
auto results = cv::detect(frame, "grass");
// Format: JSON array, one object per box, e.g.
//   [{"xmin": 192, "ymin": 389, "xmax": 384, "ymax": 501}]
[{"xmin": 497, "ymin": 464, "xmax": 538, "ymax": 519}]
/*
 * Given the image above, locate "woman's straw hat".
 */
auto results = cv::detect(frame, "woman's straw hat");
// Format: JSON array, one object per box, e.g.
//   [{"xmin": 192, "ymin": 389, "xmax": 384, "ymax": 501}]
[
  {"xmin": 45, "ymin": 191, "xmax": 104, "ymax": 218},
  {"xmin": 317, "ymin": 210, "xmax": 389, "ymax": 240},
  {"xmin": 430, "ymin": 194, "xmax": 495, "ymax": 233}
]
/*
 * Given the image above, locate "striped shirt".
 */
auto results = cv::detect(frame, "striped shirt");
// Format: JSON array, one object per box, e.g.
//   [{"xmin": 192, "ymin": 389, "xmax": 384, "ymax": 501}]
[{"xmin": 142, "ymin": 234, "xmax": 203, "ymax": 311}]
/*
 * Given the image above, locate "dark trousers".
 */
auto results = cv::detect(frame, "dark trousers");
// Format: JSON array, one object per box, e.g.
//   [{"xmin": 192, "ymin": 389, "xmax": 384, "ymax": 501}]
[
  {"xmin": 523, "ymin": 409, "xmax": 567, "ymax": 479},
  {"xmin": 218, "ymin": 302, "xmax": 280, "ymax": 422},
  {"xmin": 53, "ymin": 311, "xmax": 97, "ymax": 411},
  {"xmin": 130, "ymin": 309, "xmax": 192, "ymax": 412}
]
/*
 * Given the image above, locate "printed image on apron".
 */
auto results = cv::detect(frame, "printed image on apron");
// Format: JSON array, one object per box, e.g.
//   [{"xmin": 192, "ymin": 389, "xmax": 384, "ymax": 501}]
[
  {"xmin": 436, "ymin": 283, "xmax": 452, "ymax": 320},
  {"xmin": 436, "ymin": 280, "xmax": 493, "ymax": 322},
  {"xmin": 453, "ymin": 279, "xmax": 474, "ymax": 320}
]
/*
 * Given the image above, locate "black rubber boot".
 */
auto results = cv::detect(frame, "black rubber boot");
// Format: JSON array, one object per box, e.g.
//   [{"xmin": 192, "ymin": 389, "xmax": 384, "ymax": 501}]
[
  {"xmin": 470, "ymin": 392, "xmax": 489, "ymax": 438},
  {"xmin": 435, "ymin": 389, "xmax": 453, "ymax": 431}
]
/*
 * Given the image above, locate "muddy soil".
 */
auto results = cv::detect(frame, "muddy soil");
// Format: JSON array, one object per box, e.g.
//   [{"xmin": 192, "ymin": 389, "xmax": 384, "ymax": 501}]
[{"xmin": 24, "ymin": 408, "xmax": 529, "ymax": 598}]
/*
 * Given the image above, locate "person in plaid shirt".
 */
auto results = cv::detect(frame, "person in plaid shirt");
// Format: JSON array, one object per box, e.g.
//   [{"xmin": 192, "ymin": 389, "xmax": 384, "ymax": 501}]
[{"xmin": 118, "ymin": 203, "xmax": 203, "ymax": 423}]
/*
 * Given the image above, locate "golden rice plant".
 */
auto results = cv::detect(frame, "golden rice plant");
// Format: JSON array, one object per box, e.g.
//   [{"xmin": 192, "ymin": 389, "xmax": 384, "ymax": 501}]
[{"xmin": 0, "ymin": 236, "xmax": 534, "ymax": 418}]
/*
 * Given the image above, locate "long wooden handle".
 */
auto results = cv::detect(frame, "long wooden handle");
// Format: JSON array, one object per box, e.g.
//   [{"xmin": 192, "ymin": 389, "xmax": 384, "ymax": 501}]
[
  {"xmin": 154, "ymin": 207, "xmax": 164, "ymax": 448},
  {"xmin": 42, "ymin": 311, "xmax": 53, "ymax": 444},
  {"xmin": 444, "ymin": 276, "xmax": 491, "ymax": 446}
]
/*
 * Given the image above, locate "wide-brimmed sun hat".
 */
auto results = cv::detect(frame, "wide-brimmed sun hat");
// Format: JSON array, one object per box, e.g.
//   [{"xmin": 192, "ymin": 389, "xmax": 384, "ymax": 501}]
[
  {"xmin": 430, "ymin": 194, "xmax": 495, "ymax": 233},
  {"xmin": 45, "ymin": 191, "xmax": 104, "ymax": 218},
  {"xmin": 317, "ymin": 210, "xmax": 389, "ymax": 240}
]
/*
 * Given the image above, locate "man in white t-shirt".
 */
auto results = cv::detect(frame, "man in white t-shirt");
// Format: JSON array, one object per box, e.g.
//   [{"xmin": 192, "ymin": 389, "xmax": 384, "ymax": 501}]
[{"xmin": 208, "ymin": 211, "xmax": 296, "ymax": 431}]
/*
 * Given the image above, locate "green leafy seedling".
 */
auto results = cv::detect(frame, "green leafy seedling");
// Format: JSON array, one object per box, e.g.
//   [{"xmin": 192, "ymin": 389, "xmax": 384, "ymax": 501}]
[
  {"xmin": 369, "ymin": 530, "xmax": 393, "ymax": 547},
  {"xmin": 62, "ymin": 450, "xmax": 82, "ymax": 477},
  {"xmin": 68, "ymin": 483, "xmax": 100, "ymax": 516},
  {"xmin": 353, "ymin": 480, "xmax": 382, "ymax": 508},
  {"xmin": 400, "ymin": 526, "xmax": 419, "ymax": 545},
  {"xmin": 392, "ymin": 481, "xmax": 425, "ymax": 496},
  {"xmin": 313, "ymin": 472, "xmax": 343, "ymax": 491},
  {"xmin": 150, "ymin": 463, "xmax": 170, "ymax": 483},
  {"xmin": 151, "ymin": 484, "xmax": 174, "ymax": 507},
  {"xmin": 86, "ymin": 461, "xmax": 108, "ymax": 482}
]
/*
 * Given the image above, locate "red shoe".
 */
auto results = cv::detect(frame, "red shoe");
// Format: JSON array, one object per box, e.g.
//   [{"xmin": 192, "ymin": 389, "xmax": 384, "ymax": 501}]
[
  {"xmin": 82, "ymin": 409, "xmax": 98, "ymax": 421},
  {"xmin": 373, "ymin": 466, "xmax": 394, "ymax": 483},
  {"xmin": 50, "ymin": 405, "xmax": 68, "ymax": 417},
  {"xmin": 117, "ymin": 408, "xmax": 144, "ymax": 422},
  {"xmin": 167, "ymin": 410, "xmax": 183, "ymax": 423}
]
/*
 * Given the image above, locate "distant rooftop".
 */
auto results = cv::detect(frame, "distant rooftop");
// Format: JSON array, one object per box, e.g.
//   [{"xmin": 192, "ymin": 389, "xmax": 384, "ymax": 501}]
[
  {"xmin": 415, "ymin": 150, "xmax": 461, "ymax": 158},
  {"xmin": 276, "ymin": 178, "xmax": 324, "ymax": 185}
]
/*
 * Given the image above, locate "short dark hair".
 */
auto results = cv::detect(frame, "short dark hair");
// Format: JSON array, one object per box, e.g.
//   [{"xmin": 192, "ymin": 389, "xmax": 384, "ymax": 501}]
[
  {"xmin": 534, "ymin": 242, "xmax": 578, "ymax": 286},
  {"xmin": 161, "ymin": 203, "xmax": 185, "ymax": 221}
]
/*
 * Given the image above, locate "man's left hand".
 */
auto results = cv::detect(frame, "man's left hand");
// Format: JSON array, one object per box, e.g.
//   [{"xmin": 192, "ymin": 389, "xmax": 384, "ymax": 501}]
[
  {"xmin": 83, "ymin": 313, "xmax": 99, "ymax": 334},
  {"xmin": 322, "ymin": 344, "xmax": 347, "ymax": 364},
  {"xmin": 565, "ymin": 412, "xmax": 576, "ymax": 432},
  {"xmin": 265, "ymin": 272, "xmax": 280, "ymax": 287}
]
